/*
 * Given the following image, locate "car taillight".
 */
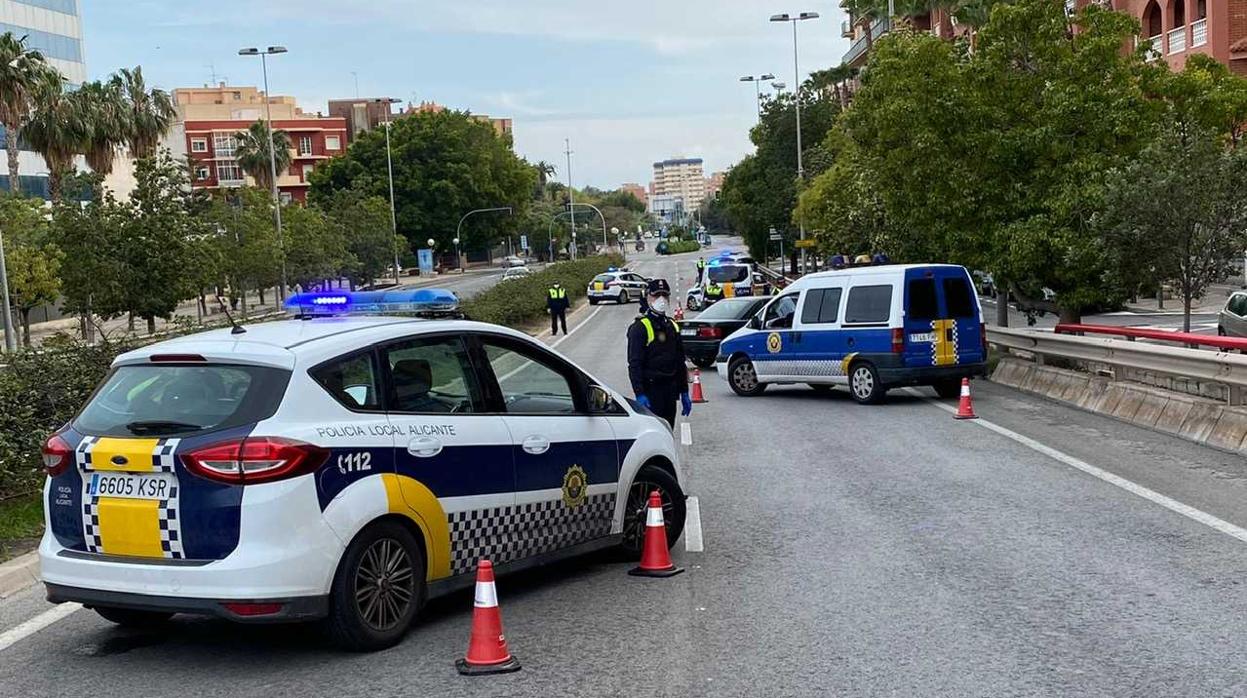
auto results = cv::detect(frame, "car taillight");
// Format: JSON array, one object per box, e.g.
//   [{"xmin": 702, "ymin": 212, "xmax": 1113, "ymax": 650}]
[
  {"xmin": 182, "ymin": 437, "xmax": 329, "ymax": 485},
  {"xmin": 892, "ymin": 328, "xmax": 904, "ymax": 354},
  {"xmin": 697, "ymin": 326, "xmax": 723, "ymax": 338},
  {"xmin": 42, "ymin": 433, "xmax": 72, "ymax": 477},
  {"xmin": 221, "ymin": 602, "xmax": 284, "ymax": 617}
]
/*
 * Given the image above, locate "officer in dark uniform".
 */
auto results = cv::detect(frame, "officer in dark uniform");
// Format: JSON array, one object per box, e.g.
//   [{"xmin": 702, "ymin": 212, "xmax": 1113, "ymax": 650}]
[
  {"xmin": 627, "ymin": 278, "xmax": 692, "ymax": 429},
  {"xmin": 696, "ymin": 257, "xmax": 706, "ymax": 284},
  {"xmin": 547, "ymin": 281, "xmax": 569, "ymax": 335}
]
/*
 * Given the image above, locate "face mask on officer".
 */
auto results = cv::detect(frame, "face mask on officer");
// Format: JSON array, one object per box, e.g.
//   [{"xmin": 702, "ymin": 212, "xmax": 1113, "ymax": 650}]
[{"xmin": 650, "ymin": 296, "xmax": 669, "ymax": 314}]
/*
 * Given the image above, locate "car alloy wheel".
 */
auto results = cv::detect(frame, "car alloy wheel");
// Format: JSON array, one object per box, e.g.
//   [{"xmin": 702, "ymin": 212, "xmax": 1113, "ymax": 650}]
[{"xmin": 354, "ymin": 538, "xmax": 416, "ymax": 633}]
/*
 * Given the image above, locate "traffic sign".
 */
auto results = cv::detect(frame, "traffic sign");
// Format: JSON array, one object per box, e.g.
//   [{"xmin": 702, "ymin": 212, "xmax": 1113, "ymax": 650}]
[
  {"xmin": 519, "ymin": 234, "xmax": 528, "ymax": 250},
  {"xmin": 795, "ymin": 239, "xmax": 817, "ymax": 249},
  {"xmin": 769, "ymin": 233, "xmax": 782, "ymax": 241}
]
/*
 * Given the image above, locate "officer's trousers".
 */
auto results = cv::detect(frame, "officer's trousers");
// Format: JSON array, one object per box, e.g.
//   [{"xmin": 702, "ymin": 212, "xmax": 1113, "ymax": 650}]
[
  {"xmin": 550, "ymin": 309, "xmax": 568, "ymax": 335},
  {"xmin": 643, "ymin": 379, "xmax": 681, "ymax": 429}
]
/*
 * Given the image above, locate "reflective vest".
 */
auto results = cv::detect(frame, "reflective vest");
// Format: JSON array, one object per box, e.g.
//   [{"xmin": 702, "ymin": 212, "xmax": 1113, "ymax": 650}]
[
  {"xmin": 639, "ymin": 316, "xmax": 680, "ymax": 345},
  {"xmin": 705, "ymin": 283, "xmax": 722, "ymax": 298},
  {"xmin": 548, "ymin": 287, "xmax": 566, "ymax": 299},
  {"xmin": 697, "ymin": 260, "xmax": 705, "ymax": 269}
]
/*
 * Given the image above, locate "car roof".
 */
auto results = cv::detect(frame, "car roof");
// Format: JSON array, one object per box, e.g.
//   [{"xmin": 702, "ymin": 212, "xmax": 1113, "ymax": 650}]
[
  {"xmin": 113, "ymin": 317, "xmax": 534, "ymax": 370},
  {"xmin": 788, "ymin": 264, "xmax": 964, "ymax": 288}
]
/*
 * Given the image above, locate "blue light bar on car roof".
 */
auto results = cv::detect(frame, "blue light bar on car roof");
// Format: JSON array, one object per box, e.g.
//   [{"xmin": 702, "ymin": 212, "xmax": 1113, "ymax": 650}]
[{"xmin": 284, "ymin": 288, "xmax": 461, "ymax": 317}]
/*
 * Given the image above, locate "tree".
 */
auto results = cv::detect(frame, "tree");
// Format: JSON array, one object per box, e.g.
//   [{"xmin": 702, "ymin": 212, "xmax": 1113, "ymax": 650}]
[
  {"xmin": 74, "ymin": 79, "xmax": 128, "ymax": 195},
  {"xmin": 115, "ymin": 66, "xmax": 175, "ymax": 160},
  {"xmin": 0, "ymin": 194, "xmax": 59, "ymax": 345},
  {"xmin": 0, "ymin": 33, "xmax": 48, "ymax": 194},
  {"xmin": 23, "ymin": 68, "xmax": 85, "ymax": 203},
  {"xmin": 323, "ymin": 188, "xmax": 397, "ymax": 288},
  {"xmin": 234, "ymin": 120, "xmax": 292, "ymax": 192},
  {"xmin": 283, "ymin": 203, "xmax": 346, "ymax": 291},
  {"xmin": 204, "ymin": 187, "xmax": 282, "ymax": 315},
  {"xmin": 534, "ymin": 160, "xmax": 556, "ymax": 192},
  {"xmin": 309, "ymin": 109, "xmax": 535, "ymax": 255},
  {"xmin": 51, "ymin": 192, "xmax": 130, "ymax": 341}
]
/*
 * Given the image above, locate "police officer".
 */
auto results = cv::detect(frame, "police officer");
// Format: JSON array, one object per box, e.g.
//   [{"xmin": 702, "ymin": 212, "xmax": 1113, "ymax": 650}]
[
  {"xmin": 703, "ymin": 279, "xmax": 724, "ymax": 305},
  {"xmin": 627, "ymin": 279, "xmax": 692, "ymax": 429},
  {"xmin": 547, "ymin": 281, "xmax": 569, "ymax": 335}
]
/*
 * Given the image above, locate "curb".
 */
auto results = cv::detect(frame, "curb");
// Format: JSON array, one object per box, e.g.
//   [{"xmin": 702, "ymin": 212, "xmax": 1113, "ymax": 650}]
[{"xmin": 0, "ymin": 550, "xmax": 39, "ymax": 599}]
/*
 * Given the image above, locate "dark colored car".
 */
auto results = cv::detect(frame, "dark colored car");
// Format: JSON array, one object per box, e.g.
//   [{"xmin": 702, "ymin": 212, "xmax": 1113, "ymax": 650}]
[{"xmin": 679, "ymin": 297, "xmax": 770, "ymax": 369}]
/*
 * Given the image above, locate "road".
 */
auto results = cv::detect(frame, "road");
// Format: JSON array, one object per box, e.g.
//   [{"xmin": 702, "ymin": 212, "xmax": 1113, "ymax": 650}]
[{"xmin": 7, "ymin": 240, "xmax": 1247, "ymax": 695}]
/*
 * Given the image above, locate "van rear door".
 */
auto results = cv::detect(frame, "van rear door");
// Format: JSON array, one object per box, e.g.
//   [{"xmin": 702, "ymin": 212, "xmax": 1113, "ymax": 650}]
[
  {"xmin": 935, "ymin": 267, "xmax": 984, "ymax": 365},
  {"xmin": 902, "ymin": 267, "xmax": 984, "ymax": 368}
]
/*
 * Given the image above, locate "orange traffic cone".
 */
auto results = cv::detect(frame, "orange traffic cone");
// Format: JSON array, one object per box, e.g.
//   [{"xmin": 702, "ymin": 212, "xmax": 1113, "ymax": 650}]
[
  {"xmin": 455, "ymin": 560, "xmax": 521, "ymax": 675},
  {"xmin": 690, "ymin": 369, "xmax": 707, "ymax": 404},
  {"xmin": 628, "ymin": 491, "xmax": 684, "ymax": 578},
  {"xmin": 954, "ymin": 377, "xmax": 977, "ymax": 420},
  {"xmin": 674, "ymin": 304, "xmax": 684, "ymax": 321}
]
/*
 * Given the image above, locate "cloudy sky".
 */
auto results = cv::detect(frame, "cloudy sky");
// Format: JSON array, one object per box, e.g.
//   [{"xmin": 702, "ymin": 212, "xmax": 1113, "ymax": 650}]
[{"xmin": 83, "ymin": 1, "xmax": 852, "ymax": 189}]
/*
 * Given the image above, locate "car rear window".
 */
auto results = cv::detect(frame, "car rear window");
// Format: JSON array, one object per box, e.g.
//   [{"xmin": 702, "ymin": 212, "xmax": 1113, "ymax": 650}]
[
  {"xmin": 708, "ymin": 265, "xmax": 749, "ymax": 284},
  {"xmin": 695, "ymin": 298, "xmax": 760, "ymax": 321},
  {"xmin": 844, "ymin": 285, "xmax": 893, "ymax": 324},
  {"xmin": 592, "ymin": 274, "xmax": 613, "ymax": 284},
  {"xmin": 907, "ymin": 279, "xmax": 939, "ymax": 321},
  {"xmin": 74, "ymin": 364, "xmax": 290, "ymax": 437},
  {"xmin": 943, "ymin": 276, "xmax": 976, "ymax": 317}
]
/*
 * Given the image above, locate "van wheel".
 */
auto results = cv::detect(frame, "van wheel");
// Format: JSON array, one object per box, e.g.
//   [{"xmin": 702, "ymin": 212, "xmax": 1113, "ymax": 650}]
[
  {"xmin": 589, "ymin": 298, "xmax": 599, "ymax": 305},
  {"xmin": 933, "ymin": 380, "xmax": 961, "ymax": 400},
  {"xmin": 93, "ymin": 607, "xmax": 173, "ymax": 628},
  {"xmin": 620, "ymin": 465, "xmax": 686, "ymax": 560},
  {"xmin": 849, "ymin": 362, "xmax": 885, "ymax": 404},
  {"xmin": 728, "ymin": 357, "xmax": 766, "ymax": 396},
  {"xmin": 324, "ymin": 520, "xmax": 425, "ymax": 652}
]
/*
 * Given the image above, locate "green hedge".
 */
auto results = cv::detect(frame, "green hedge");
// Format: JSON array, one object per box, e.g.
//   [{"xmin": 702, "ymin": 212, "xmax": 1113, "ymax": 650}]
[
  {"xmin": 659, "ymin": 240, "xmax": 701, "ymax": 255},
  {"xmin": 461, "ymin": 254, "xmax": 624, "ymax": 327}
]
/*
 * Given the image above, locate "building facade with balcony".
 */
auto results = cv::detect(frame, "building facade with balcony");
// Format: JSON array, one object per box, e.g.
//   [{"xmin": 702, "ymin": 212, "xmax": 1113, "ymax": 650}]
[
  {"xmin": 328, "ymin": 98, "xmax": 396, "ymax": 143},
  {"xmin": 1124, "ymin": 0, "xmax": 1221, "ymax": 71},
  {"xmin": 651, "ymin": 157, "xmax": 706, "ymax": 212},
  {"xmin": 182, "ymin": 117, "xmax": 347, "ymax": 203}
]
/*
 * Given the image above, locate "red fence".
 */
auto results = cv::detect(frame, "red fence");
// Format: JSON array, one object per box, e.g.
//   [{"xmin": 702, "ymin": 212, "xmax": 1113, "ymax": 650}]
[{"xmin": 1054, "ymin": 323, "xmax": 1247, "ymax": 352}]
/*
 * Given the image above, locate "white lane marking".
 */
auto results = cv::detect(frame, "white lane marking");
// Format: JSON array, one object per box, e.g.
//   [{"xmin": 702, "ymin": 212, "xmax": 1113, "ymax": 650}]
[
  {"xmin": 680, "ymin": 422, "xmax": 692, "ymax": 446},
  {"xmin": 0, "ymin": 603, "xmax": 81, "ymax": 653},
  {"xmin": 550, "ymin": 306, "xmax": 604, "ymax": 348},
  {"xmin": 684, "ymin": 496, "xmax": 704, "ymax": 552},
  {"xmin": 906, "ymin": 388, "xmax": 1247, "ymax": 546}
]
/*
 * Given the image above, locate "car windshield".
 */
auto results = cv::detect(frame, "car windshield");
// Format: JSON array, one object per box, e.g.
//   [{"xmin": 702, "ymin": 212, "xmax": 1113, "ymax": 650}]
[
  {"xmin": 74, "ymin": 364, "xmax": 290, "ymax": 437},
  {"xmin": 708, "ymin": 265, "xmax": 750, "ymax": 284},
  {"xmin": 695, "ymin": 298, "xmax": 761, "ymax": 320}
]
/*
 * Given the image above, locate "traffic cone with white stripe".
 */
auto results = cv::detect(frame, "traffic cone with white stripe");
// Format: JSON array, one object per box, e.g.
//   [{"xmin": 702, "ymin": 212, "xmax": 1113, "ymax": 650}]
[
  {"xmin": 628, "ymin": 491, "xmax": 684, "ymax": 578},
  {"xmin": 954, "ymin": 377, "xmax": 978, "ymax": 420},
  {"xmin": 456, "ymin": 560, "xmax": 521, "ymax": 675},
  {"xmin": 674, "ymin": 304, "xmax": 684, "ymax": 321},
  {"xmin": 690, "ymin": 369, "xmax": 707, "ymax": 403}
]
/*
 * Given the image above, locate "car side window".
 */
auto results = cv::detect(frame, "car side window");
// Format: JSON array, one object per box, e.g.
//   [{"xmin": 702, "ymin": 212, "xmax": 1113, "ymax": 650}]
[
  {"xmin": 801, "ymin": 288, "xmax": 843, "ymax": 324},
  {"xmin": 764, "ymin": 293, "xmax": 799, "ymax": 329},
  {"xmin": 1232, "ymin": 294, "xmax": 1247, "ymax": 317},
  {"xmin": 844, "ymin": 285, "xmax": 893, "ymax": 325},
  {"xmin": 481, "ymin": 339, "xmax": 579, "ymax": 414},
  {"xmin": 311, "ymin": 351, "xmax": 382, "ymax": 411},
  {"xmin": 383, "ymin": 337, "xmax": 482, "ymax": 414}
]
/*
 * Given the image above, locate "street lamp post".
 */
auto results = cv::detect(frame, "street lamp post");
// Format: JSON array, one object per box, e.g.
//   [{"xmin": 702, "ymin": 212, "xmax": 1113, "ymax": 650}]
[
  {"xmin": 455, "ymin": 207, "xmax": 513, "ymax": 273},
  {"xmin": 452, "ymin": 238, "xmax": 461, "ymax": 272},
  {"xmin": 738, "ymin": 73, "xmax": 776, "ymax": 122},
  {"xmin": 567, "ymin": 203, "xmax": 607, "ymax": 253},
  {"xmin": 770, "ymin": 12, "xmax": 819, "ymax": 274},
  {"xmin": 374, "ymin": 98, "xmax": 403, "ymax": 283},
  {"xmin": 239, "ymin": 46, "xmax": 289, "ymax": 299}
]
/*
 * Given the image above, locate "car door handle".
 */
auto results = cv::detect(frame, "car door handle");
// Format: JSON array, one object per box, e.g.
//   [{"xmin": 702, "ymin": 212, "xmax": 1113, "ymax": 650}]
[
  {"xmin": 521, "ymin": 435, "xmax": 550, "ymax": 455},
  {"xmin": 407, "ymin": 436, "xmax": 443, "ymax": 458}
]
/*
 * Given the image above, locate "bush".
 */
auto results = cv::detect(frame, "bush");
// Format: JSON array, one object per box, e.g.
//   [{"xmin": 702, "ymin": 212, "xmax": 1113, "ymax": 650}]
[
  {"xmin": 462, "ymin": 254, "xmax": 624, "ymax": 326},
  {"xmin": 659, "ymin": 240, "xmax": 701, "ymax": 255}
]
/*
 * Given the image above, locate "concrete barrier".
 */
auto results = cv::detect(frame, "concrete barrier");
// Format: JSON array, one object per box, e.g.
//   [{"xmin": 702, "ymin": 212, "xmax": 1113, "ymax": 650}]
[
  {"xmin": 1153, "ymin": 393, "xmax": 1196, "ymax": 436},
  {"xmin": 1207, "ymin": 408, "xmax": 1247, "ymax": 452}
]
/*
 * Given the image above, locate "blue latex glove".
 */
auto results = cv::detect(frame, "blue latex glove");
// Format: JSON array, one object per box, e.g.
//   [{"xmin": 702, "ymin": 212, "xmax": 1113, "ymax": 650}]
[
  {"xmin": 636, "ymin": 394, "xmax": 651, "ymax": 410},
  {"xmin": 680, "ymin": 391, "xmax": 693, "ymax": 416}
]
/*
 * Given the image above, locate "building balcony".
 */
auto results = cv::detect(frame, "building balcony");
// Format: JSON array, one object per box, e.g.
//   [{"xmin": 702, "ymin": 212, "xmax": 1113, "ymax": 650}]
[
  {"xmin": 841, "ymin": 19, "xmax": 853, "ymax": 38},
  {"xmin": 1192, "ymin": 18, "xmax": 1207, "ymax": 48},
  {"xmin": 1146, "ymin": 34, "xmax": 1163, "ymax": 61},
  {"xmin": 1168, "ymin": 26, "xmax": 1186, "ymax": 54},
  {"xmin": 842, "ymin": 17, "xmax": 891, "ymax": 66}
]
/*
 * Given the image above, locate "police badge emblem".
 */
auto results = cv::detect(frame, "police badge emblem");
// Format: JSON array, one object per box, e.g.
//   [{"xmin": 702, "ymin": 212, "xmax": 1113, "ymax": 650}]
[{"xmin": 562, "ymin": 464, "xmax": 588, "ymax": 508}]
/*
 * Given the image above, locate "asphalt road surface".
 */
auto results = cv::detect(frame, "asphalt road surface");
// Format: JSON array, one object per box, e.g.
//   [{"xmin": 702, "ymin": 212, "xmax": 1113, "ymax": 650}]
[{"xmin": 6, "ymin": 241, "xmax": 1247, "ymax": 696}]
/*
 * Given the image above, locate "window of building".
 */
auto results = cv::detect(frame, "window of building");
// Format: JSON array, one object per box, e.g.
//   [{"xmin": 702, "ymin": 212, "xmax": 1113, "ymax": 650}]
[
  {"xmin": 302, "ymin": 164, "xmax": 314, "ymax": 181},
  {"xmin": 298, "ymin": 135, "xmax": 313, "ymax": 156},
  {"xmin": 215, "ymin": 162, "xmax": 242, "ymax": 183},
  {"xmin": 213, "ymin": 133, "xmax": 238, "ymax": 158},
  {"xmin": 280, "ymin": 192, "xmax": 293, "ymax": 205},
  {"xmin": 325, "ymin": 135, "xmax": 341, "ymax": 151},
  {"xmin": 190, "ymin": 138, "xmax": 208, "ymax": 153},
  {"xmin": 1171, "ymin": 0, "xmax": 1185, "ymax": 26},
  {"xmin": 1143, "ymin": 0, "xmax": 1162, "ymax": 37},
  {"xmin": 195, "ymin": 166, "xmax": 210, "ymax": 181},
  {"xmin": 1196, "ymin": 0, "xmax": 1206, "ymax": 19}
]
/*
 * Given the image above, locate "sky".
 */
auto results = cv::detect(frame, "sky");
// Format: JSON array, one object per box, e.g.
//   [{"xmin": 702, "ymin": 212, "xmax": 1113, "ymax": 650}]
[{"xmin": 82, "ymin": 1, "xmax": 853, "ymax": 190}]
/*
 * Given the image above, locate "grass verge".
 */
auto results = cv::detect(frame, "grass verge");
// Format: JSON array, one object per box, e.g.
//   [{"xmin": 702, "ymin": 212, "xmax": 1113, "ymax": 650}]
[{"xmin": 0, "ymin": 493, "xmax": 42, "ymax": 561}]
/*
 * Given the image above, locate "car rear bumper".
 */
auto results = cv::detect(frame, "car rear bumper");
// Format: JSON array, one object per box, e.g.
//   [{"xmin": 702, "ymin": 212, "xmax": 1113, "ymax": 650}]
[
  {"xmin": 45, "ymin": 582, "xmax": 329, "ymax": 622},
  {"xmin": 877, "ymin": 362, "xmax": 988, "ymax": 386},
  {"xmin": 684, "ymin": 340, "xmax": 721, "ymax": 361}
]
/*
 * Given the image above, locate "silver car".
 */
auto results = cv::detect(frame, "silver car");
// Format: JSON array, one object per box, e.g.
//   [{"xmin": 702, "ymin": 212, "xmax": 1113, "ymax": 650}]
[{"xmin": 1219, "ymin": 291, "xmax": 1247, "ymax": 337}]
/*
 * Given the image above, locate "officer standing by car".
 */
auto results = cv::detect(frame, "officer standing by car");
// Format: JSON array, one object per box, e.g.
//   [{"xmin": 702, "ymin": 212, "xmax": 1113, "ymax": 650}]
[
  {"xmin": 703, "ymin": 279, "xmax": 724, "ymax": 306},
  {"xmin": 696, "ymin": 257, "xmax": 706, "ymax": 284},
  {"xmin": 547, "ymin": 281, "xmax": 569, "ymax": 335},
  {"xmin": 627, "ymin": 279, "xmax": 692, "ymax": 429}
]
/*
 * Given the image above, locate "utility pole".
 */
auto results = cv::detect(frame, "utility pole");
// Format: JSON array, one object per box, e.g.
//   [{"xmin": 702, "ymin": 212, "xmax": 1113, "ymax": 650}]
[{"xmin": 565, "ymin": 138, "xmax": 576, "ymax": 260}]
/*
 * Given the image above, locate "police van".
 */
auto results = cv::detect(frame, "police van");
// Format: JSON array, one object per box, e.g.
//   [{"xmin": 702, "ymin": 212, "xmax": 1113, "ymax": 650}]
[
  {"xmin": 39, "ymin": 289, "xmax": 685, "ymax": 651},
  {"xmin": 715, "ymin": 264, "xmax": 987, "ymax": 404}
]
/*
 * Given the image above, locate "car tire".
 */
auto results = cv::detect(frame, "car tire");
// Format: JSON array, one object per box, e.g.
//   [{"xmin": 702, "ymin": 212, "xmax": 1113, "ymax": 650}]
[
  {"xmin": 727, "ymin": 356, "xmax": 766, "ymax": 396},
  {"xmin": 691, "ymin": 356, "xmax": 716, "ymax": 369},
  {"xmin": 848, "ymin": 362, "xmax": 885, "ymax": 405},
  {"xmin": 589, "ymin": 298, "xmax": 599, "ymax": 305},
  {"xmin": 619, "ymin": 290, "xmax": 629, "ymax": 304},
  {"xmin": 933, "ymin": 380, "xmax": 961, "ymax": 400},
  {"xmin": 1218, "ymin": 326, "xmax": 1227, "ymax": 336},
  {"xmin": 323, "ymin": 520, "xmax": 426, "ymax": 652},
  {"xmin": 620, "ymin": 464, "xmax": 686, "ymax": 560},
  {"xmin": 93, "ymin": 606, "xmax": 174, "ymax": 628},
  {"xmin": 807, "ymin": 384, "xmax": 833, "ymax": 393}
]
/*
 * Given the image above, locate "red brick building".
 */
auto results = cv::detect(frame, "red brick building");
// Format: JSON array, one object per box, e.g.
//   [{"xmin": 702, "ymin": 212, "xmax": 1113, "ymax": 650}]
[{"xmin": 185, "ymin": 116, "xmax": 347, "ymax": 203}]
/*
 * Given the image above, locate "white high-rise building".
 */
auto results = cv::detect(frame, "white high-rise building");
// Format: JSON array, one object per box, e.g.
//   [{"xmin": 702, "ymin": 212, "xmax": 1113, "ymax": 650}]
[
  {"xmin": 651, "ymin": 157, "xmax": 706, "ymax": 213},
  {"xmin": 0, "ymin": 0, "xmax": 87, "ymax": 198}
]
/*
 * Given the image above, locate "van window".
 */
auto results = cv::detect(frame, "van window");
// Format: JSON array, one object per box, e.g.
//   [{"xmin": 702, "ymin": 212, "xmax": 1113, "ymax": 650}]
[
  {"xmin": 800, "ymin": 288, "xmax": 843, "ymax": 324},
  {"xmin": 763, "ymin": 294, "xmax": 799, "ymax": 329},
  {"xmin": 844, "ymin": 285, "xmax": 892, "ymax": 324},
  {"xmin": 943, "ymin": 277, "xmax": 976, "ymax": 317},
  {"xmin": 907, "ymin": 279, "xmax": 939, "ymax": 321}
]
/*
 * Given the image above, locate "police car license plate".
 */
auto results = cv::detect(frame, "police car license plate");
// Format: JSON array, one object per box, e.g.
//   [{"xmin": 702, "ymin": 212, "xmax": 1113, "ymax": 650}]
[
  {"xmin": 909, "ymin": 332, "xmax": 936, "ymax": 343},
  {"xmin": 84, "ymin": 471, "xmax": 175, "ymax": 500},
  {"xmin": 593, "ymin": 282, "xmax": 604, "ymax": 291},
  {"xmin": 681, "ymin": 328, "xmax": 696, "ymax": 336}
]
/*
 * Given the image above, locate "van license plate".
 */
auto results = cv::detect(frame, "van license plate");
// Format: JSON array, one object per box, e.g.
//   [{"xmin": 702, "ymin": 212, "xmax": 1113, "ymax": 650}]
[
  {"xmin": 84, "ymin": 472, "xmax": 175, "ymax": 500},
  {"xmin": 909, "ymin": 332, "xmax": 936, "ymax": 343}
]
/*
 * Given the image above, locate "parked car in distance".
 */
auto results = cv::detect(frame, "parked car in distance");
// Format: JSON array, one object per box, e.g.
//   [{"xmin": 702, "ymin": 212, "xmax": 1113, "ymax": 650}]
[
  {"xmin": 1219, "ymin": 291, "xmax": 1247, "ymax": 337},
  {"xmin": 502, "ymin": 255, "xmax": 526, "ymax": 268},
  {"xmin": 502, "ymin": 266, "xmax": 533, "ymax": 282}
]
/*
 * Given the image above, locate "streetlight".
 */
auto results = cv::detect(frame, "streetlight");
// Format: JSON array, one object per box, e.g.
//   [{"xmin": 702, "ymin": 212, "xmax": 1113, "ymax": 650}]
[
  {"xmin": 239, "ymin": 45, "xmax": 289, "ymax": 299},
  {"xmin": 452, "ymin": 237, "xmax": 460, "ymax": 272},
  {"xmin": 738, "ymin": 73, "xmax": 776, "ymax": 122},
  {"xmin": 455, "ymin": 207, "xmax": 513, "ymax": 273},
  {"xmin": 771, "ymin": 81, "xmax": 787, "ymax": 93},
  {"xmin": 769, "ymin": 11, "xmax": 819, "ymax": 273},
  {"xmin": 374, "ymin": 97, "xmax": 402, "ymax": 283},
  {"xmin": 568, "ymin": 202, "xmax": 607, "ymax": 252}
]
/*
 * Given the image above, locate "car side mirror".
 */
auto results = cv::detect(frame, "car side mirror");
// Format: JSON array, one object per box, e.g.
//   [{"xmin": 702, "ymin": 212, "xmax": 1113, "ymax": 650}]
[
  {"xmin": 589, "ymin": 384, "xmax": 614, "ymax": 413},
  {"xmin": 749, "ymin": 315, "xmax": 762, "ymax": 330}
]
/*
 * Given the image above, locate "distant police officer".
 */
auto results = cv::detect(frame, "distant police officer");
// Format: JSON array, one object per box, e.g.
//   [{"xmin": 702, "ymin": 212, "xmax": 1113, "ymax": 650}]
[
  {"xmin": 704, "ymin": 279, "xmax": 724, "ymax": 305},
  {"xmin": 696, "ymin": 256, "xmax": 706, "ymax": 282},
  {"xmin": 627, "ymin": 279, "xmax": 692, "ymax": 429},
  {"xmin": 547, "ymin": 281, "xmax": 569, "ymax": 335}
]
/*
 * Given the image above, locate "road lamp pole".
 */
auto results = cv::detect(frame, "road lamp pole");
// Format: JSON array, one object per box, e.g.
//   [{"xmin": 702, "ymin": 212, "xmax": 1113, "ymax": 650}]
[
  {"xmin": 564, "ymin": 138, "xmax": 576, "ymax": 257},
  {"xmin": 770, "ymin": 12, "xmax": 819, "ymax": 274},
  {"xmin": 239, "ymin": 46, "xmax": 289, "ymax": 299},
  {"xmin": 455, "ymin": 207, "xmax": 513, "ymax": 273},
  {"xmin": 374, "ymin": 98, "xmax": 402, "ymax": 283},
  {"xmin": 738, "ymin": 74, "xmax": 775, "ymax": 122},
  {"xmin": 567, "ymin": 203, "xmax": 607, "ymax": 253}
]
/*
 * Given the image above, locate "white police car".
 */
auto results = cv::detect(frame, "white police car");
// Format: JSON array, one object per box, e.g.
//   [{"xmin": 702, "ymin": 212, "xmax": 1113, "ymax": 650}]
[
  {"xmin": 39, "ymin": 289, "xmax": 685, "ymax": 651},
  {"xmin": 587, "ymin": 268, "xmax": 649, "ymax": 305}
]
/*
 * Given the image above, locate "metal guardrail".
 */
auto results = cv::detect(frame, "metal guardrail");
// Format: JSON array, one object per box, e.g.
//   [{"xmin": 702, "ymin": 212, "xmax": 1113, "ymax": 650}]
[
  {"xmin": 987, "ymin": 326, "xmax": 1247, "ymax": 403},
  {"xmin": 1055, "ymin": 323, "xmax": 1247, "ymax": 352}
]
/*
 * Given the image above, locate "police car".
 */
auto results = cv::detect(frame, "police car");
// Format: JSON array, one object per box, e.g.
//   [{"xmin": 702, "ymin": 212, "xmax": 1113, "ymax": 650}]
[
  {"xmin": 39, "ymin": 289, "xmax": 686, "ymax": 651},
  {"xmin": 587, "ymin": 268, "xmax": 649, "ymax": 305}
]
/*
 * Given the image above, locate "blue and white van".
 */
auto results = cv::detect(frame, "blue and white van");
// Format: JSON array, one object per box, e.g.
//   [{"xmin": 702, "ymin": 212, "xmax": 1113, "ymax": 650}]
[{"xmin": 714, "ymin": 264, "xmax": 987, "ymax": 404}]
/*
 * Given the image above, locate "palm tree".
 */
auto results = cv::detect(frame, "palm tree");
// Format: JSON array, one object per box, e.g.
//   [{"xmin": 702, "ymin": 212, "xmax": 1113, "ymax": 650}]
[
  {"xmin": 0, "ymin": 33, "xmax": 49, "ymax": 194},
  {"xmin": 114, "ymin": 66, "xmax": 175, "ymax": 160},
  {"xmin": 535, "ymin": 160, "xmax": 556, "ymax": 188},
  {"xmin": 74, "ymin": 79, "xmax": 128, "ymax": 192},
  {"xmin": 233, "ymin": 120, "xmax": 291, "ymax": 192},
  {"xmin": 23, "ymin": 68, "xmax": 85, "ymax": 203}
]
